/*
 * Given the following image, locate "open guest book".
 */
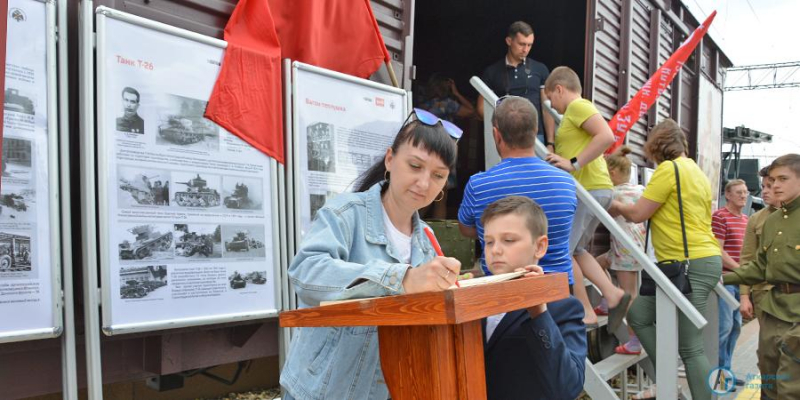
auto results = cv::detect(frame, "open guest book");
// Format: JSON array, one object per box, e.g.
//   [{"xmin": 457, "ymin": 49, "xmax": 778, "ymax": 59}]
[{"xmin": 319, "ymin": 270, "xmax": 527, "ymax": 306}]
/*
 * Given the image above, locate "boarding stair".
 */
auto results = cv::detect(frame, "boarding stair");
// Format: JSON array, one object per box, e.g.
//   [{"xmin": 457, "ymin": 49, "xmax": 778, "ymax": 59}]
[{"xmin": 471, "ymin": 77, "xmax": 739, "ymax": 400}]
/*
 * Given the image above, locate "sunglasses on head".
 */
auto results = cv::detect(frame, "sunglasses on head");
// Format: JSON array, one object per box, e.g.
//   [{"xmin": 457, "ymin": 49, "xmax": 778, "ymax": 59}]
[{"xmin": 406, "ymin": 108, "xmax": 463, "ymax": 140}]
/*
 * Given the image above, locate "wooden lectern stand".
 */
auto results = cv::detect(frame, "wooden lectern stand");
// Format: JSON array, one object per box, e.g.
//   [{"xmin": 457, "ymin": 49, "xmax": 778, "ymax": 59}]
[{"xmin": 280, "ymin": 273, "xmax": 569, "ymax": 400}]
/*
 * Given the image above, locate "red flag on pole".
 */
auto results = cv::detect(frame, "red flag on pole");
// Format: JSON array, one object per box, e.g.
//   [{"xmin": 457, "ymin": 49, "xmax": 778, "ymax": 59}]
[
  {"xmin": 268, "ymin": 0, "xmax": 391, "ymax": 78},
  {"xmin": 205, "ymin": 0, "xmax": 392, "ymax": 164},
  {"xmin": 204, "ymin": 0, "xmax": 285, "ymax": 164},
  {"xmin": 605, "ymin": 11, "xmax": 717, "ymax": 155}
]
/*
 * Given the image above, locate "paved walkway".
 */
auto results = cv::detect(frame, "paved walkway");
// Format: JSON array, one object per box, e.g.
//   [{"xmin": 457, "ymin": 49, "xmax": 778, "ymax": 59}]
[
  {"xmin": 732, "ymin": 319, "xmax": 761, "ymax": 399},
  {"xmin": 677, "ymin": 319, "xmax": 762, "ymax": 399}
]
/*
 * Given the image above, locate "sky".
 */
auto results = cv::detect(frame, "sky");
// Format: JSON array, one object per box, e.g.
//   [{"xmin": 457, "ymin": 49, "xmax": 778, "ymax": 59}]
[{"xmin": 684, "ymin": 0, "xmax": 800, "ymax": 168}]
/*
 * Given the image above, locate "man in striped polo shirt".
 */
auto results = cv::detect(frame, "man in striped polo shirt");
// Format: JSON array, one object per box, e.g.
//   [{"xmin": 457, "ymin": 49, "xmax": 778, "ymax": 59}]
[
  {"xmin": 712, "ymin": 178, "xmax": 749, "ymax": 383},
  {"xmin": 458, "ymin": 96, "xmax": 577, "ymax": 284}
]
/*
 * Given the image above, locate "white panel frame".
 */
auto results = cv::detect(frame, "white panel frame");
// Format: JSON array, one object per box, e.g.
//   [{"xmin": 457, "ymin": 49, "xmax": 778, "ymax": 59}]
[
  {"xmin": 91, "ymin": 6, "xmax": 282, "ymax": 335},
  {"xmin": 0, "ymin": 0, "xmax": 64, "ymax": 345},
  {"xmin": 290, "ymin": 61, "xmax": 409, "ymax": 247}
]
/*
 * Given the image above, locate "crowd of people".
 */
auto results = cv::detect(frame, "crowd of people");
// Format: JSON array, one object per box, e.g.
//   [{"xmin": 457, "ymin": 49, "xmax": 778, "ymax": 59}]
[{"xmin": 279, "ymin": 20, "xmax": 800, "ymax": 400}]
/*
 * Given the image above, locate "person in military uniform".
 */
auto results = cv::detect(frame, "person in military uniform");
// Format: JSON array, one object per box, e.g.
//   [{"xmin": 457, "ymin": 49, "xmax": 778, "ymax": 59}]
[
  {"xmin": 116, "ymin": 87, "xmax": 144, "ymax": 134},
  {"xmin": 723, "ymin": 153, "xmax": 800, "ymax": 400}
]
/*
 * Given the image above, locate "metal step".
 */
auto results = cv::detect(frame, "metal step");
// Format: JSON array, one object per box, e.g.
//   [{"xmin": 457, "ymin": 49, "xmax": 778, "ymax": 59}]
[
  {"xmin": 586, "ymin": 315, "xmax": 608, "ymax": 331},
  {"xmin": 593, "ymin": 351, "xmax": 649, "ymax": 381}
]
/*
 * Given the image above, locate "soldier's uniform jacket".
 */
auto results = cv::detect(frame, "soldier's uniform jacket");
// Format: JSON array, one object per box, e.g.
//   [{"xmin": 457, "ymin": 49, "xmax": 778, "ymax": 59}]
[
  {"xmin": 116, "ymin": 114, "xmax": 144, "ymax": 133},
  {"xmin": 724, "ymin": 195, "xmax": 800, "ymax": 322}
]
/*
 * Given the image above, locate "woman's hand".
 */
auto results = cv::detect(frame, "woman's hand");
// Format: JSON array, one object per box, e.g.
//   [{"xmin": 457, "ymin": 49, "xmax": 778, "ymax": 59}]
[
  {"xmin": 608, "ymin": 200, "xmax": 623, "ymax": 218},
  {"xmin": 402, "ymin": 256, "xmax": 462, "ymax": 294},
  {"xmin": 447, "ymin": 79, "xmax": 459, "ymax": 95},
  {"xmin": 515, "ymin": 265, "xmax": 548, "ymax": 318}
]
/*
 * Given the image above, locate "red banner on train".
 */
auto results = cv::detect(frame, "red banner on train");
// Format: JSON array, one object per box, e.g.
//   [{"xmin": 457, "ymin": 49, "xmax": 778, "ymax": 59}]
[{"xmin": 605, "ymin": 11, "xmax": 717, "ymax": 155}]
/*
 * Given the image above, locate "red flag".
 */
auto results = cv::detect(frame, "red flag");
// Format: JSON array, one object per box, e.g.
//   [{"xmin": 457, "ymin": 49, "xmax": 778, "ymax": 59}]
[
  {"xmin": 605, "ymin": 11, "xmax": 716, "ymax": 155},
  {"xmin": 268, "ymin": 0, "xmax": 390, "ymax": 78},
  {"xmin": 204, "ymin": 0, "xmax": 285, "ymax": 163}
]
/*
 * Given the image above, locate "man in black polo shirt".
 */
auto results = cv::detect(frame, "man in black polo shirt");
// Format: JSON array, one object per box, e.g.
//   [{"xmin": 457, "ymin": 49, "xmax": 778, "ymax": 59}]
[{"xmin": 477, "ymin": 21, "xmax": 554, "ymax": 148}]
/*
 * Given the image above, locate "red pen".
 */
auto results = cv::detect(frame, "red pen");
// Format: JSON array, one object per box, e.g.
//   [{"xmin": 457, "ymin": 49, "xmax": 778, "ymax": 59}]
[{"xmin": 423, "ymin": 227, "xmax": 460, "ymax": 287}]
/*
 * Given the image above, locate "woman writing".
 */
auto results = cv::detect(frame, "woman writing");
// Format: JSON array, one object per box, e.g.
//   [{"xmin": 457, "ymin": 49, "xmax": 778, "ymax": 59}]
[
  {"xmin": 611, "ymin": 119, "xmax": 721, "ymax": 400},
  {"xmin": 280, "ymin": 110, "xmax": 462, "ymax": 400}
]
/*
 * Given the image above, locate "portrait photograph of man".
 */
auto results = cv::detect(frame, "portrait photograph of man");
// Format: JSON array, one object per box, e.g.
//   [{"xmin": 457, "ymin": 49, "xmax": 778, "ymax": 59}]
[{"xmin": 116, "ymin": 86, "xmax": 145, "ymax": 134}]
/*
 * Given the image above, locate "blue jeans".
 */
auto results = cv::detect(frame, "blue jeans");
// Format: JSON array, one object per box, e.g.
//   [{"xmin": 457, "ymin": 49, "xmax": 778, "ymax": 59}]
[{"xmin": 718, "ymin": 284, "xmax": 742, "ymax": 369}]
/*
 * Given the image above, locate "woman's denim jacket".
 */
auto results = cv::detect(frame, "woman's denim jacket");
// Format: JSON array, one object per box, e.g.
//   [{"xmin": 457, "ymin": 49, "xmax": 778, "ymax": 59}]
[{"xmin": 280, "ymin": 182, "xmax": 436, "ymax": 400}]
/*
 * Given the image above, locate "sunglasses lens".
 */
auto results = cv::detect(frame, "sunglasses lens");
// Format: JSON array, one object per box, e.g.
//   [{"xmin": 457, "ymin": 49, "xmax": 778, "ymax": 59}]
[
  {"xmin": 412, "ymin": 108, "xmax": 462, "ymax": 140},
  {"xmin": 441, "ymin": 120, "xmax": 463, "ymax": 140},
  {"xmin": 413, "ymin": 108, "xmax": 439, "ymax": 125}
]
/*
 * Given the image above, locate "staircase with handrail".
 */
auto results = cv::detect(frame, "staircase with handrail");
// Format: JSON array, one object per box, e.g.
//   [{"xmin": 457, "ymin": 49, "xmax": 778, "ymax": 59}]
[{"xmin": 470, "ymin": 77, "xmax": 739, "ymax": 399}]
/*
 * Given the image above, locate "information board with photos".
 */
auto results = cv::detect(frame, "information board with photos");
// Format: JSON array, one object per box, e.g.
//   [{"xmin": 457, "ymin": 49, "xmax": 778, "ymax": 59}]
[
  {"xmin": 96, "ymin": 10, "xmax": 280, "ymax": 334},
  {"xmin": 0, "ymin": 0, "xmax": 62, "ymax": 343},
  {"xmin": 292, "ymin": 62, "xmax": 409, "ymax": 238}
]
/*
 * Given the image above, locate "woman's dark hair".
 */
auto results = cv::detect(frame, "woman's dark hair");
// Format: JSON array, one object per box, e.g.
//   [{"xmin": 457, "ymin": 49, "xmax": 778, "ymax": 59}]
[{"xmin": 355, "ymin": 120, "xmax": 458, "ymax": 193}]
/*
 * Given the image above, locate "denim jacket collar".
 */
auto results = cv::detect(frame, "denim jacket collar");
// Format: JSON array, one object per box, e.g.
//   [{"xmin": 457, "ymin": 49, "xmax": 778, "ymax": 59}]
[{"xmin": 364, "ymin": 182, "xmax": 432, "ymax": 265}]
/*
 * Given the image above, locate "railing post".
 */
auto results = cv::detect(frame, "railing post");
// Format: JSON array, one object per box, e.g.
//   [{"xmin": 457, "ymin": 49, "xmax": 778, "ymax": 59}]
[
  {"xmin": 482, "ymin": 99, "xmax": 500, "ymax": 169},
  {"xmin": 656, "ymin": 288, "xmax": 679, "ymax": 399},
  {"xmin": 704, "ymin": 289, "xmax": 721, "ymax": 400}
]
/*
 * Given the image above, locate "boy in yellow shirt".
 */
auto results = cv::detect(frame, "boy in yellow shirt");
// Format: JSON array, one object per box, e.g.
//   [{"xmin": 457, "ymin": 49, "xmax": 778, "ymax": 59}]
[{"xmin": 544, "ymin": 66, "xmax": 629, "ymax": 331}]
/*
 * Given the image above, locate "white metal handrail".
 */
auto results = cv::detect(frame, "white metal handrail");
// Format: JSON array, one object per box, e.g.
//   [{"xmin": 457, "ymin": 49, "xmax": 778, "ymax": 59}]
[
  {"xmin": 539, "ymin": 89, "xmax": 739, "ymax": 311},
  {"xmin": 471, "ymin": 76, "xmax": 740, "ymax": 400},
  {"xmin": 471, "ymin": 76, "xmax": 708, "ymax": 328}
]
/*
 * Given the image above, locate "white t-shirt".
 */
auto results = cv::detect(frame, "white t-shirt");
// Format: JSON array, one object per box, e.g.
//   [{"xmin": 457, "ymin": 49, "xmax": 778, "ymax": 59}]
[{"xmin": 382, "ymin": 208, "xmax": 412, "ymax": 264}]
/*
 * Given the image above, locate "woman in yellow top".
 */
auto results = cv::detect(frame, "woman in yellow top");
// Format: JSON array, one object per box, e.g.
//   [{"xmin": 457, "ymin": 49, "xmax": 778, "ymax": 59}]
[{"xmin": 612, "ymin": 119, "xmax": 722, "ymax": 400}]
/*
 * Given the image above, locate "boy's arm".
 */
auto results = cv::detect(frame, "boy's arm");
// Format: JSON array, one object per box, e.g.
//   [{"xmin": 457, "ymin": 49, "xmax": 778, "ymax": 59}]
[
  {"xmin": 723, "ymin": 242, "xmax": 768, "ymax": 286},
  {"xmin": 545, "ymin": 113, "xmax": 614, "ymax": 172},
  {"xmin": 739, "ymin": 217, "xmax": 759, "ymax": 296},
  {"xmin": 521, "ymin": 298, "xmax": 587, "ymax": 400},
  {"xmin": 575, "ymin": 113, "xmax": 615, "ymax": 167}
]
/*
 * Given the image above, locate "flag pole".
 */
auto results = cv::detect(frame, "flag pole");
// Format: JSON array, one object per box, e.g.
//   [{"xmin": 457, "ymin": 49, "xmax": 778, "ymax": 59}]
[{"xmin": 385, "ymin": 60, "xmax": 400, "ymax": 88}]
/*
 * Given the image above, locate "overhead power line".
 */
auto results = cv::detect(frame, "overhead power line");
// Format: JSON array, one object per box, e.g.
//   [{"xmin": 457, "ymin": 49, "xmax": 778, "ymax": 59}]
[{"xmin": 724, "ymin": 61, "xmax": 800, "ymax": 91}]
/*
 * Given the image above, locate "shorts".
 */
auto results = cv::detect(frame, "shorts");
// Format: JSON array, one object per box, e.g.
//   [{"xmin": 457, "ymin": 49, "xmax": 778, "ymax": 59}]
[{"xmin": 569, "ymin": 189, "xmax": 613, "ymax": 256}]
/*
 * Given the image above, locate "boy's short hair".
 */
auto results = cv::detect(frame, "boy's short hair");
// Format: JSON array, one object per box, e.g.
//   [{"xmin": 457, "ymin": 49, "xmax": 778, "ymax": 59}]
[
  {"xmin": 544, "ymin": 66, "xmax": 582, "ymax": 94},
  {"xmin": 724, "ymin": 179, "xmax": 747, "ymax": 193},
  {"xmin": 507, "ymin": 21, "xmax": 534, "ymax": 38},
  {"xmin": 769, "ymin": 153, "xmax": 800, "ymax": 177},
  {"xmin": 481, "ymin": 196, "xmax": 548, "ymax": 239},
  {"xmin": 759, "ymin": 166, "xmax": 770, "ymax": 178}
]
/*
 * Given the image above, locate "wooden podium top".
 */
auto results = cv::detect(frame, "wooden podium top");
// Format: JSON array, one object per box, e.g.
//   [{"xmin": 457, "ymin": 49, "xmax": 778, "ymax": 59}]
[{"xmin": 280, "ymin": 273, "xmax": 569, "ymax": 328}]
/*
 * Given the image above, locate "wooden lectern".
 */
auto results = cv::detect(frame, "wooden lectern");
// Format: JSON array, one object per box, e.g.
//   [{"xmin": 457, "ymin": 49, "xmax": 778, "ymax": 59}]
[{"xmin": 280, "ymin": 273, "xmax": 569, "ymax": 400}]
